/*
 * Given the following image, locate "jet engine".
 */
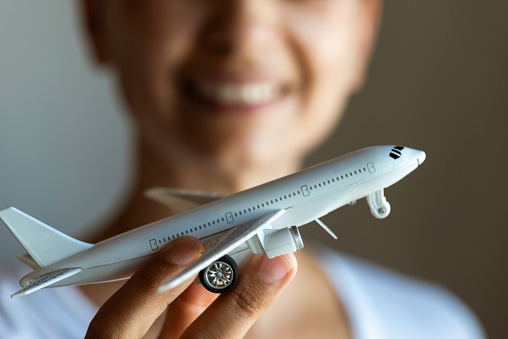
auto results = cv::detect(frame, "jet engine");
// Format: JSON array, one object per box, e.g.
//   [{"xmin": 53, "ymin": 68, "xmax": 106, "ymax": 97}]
[{"xmin": 247, "ymin": 226, "xmax": 304, "ymax": 258}]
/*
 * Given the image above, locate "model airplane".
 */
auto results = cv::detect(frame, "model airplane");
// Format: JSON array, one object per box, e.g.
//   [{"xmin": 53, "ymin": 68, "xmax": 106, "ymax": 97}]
[{"xmin": 1, "ymin": 145, "xmax": 426, "ymax": 298}]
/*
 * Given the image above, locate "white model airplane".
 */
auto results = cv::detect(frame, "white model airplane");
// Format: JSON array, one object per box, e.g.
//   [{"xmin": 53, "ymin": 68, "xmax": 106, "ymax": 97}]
[{"xmin": 1, "ymin": 145, "xmax": 425, "ymax": 298}]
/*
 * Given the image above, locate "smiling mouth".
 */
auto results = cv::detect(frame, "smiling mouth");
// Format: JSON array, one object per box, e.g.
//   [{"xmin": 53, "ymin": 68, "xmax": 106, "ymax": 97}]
[{"xmin": 180, "ymin": 77, "xmax": 290, "ymax": 110}]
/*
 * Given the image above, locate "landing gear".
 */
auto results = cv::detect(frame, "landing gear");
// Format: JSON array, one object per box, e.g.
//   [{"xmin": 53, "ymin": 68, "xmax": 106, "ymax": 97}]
[
  {"xmin": 199, "ymin": 255, "xmax": 239, "ymax": 293},
  {"xmin": 366, "ymin": 189, "xmax": 391, "ymax": 219}
]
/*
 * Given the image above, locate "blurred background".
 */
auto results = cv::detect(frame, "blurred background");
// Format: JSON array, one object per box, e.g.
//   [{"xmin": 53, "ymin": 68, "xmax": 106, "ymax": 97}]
[{"xmin": 0, "ymin": 1, "xmax": 506, "ymax": 337}]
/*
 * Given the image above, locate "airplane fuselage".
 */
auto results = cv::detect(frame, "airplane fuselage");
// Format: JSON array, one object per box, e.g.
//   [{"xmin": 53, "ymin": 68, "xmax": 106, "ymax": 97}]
[{"xmin": 20, "ymin": 145, "xmax": 425, "ymax": 288}]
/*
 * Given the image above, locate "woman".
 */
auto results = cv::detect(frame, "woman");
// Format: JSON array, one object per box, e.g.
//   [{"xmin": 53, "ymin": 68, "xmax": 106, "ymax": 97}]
[{"xmin": 0, "ymin": 1, "xmax": 484, "ymax": 338}]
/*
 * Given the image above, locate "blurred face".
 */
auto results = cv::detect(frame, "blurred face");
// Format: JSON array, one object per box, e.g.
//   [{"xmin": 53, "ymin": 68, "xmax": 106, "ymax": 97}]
[{"xmin": 85, "ymin": 0, "xmax": 380, "ymax": 172}]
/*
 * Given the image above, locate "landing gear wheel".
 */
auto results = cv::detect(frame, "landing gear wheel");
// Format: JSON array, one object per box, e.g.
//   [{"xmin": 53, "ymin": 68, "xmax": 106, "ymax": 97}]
[{"xmin": 199, "ymin": 255, "xmax": 239, "ymax": 293}]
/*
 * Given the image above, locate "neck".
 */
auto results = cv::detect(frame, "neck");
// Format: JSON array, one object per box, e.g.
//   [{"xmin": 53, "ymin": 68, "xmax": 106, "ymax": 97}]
[{"xmin": 89, "ymin": 137, "xmax": 302, "ymax": 242}]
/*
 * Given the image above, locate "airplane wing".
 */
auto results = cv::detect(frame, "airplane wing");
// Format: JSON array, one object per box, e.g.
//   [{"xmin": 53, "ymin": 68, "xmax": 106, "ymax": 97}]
[
  {"xmin": 158, "ymin": 209, "xmax": 285, "ymax": 292},
  {"xmin": 11, "ymin": 267, "xmax": 82, "ymax": 298},
  {"xmin": 145, "ymin": 187, "xmax": 228, "ymax": 213}
]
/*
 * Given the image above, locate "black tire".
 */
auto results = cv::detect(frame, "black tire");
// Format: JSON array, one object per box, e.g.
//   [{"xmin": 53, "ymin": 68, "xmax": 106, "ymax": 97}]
[{"xmin": 199, "ymin": 255, "xmax": 239, "ymax": 293}]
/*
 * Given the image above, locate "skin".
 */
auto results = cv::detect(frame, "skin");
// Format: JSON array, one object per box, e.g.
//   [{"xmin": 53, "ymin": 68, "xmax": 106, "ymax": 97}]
[
  {"xmin": 86, "ymin": 237, "xmax": 298, "ymax": 339},
  {"xmin": 79, "ymin": 0, "xmax": 382, "ymax": 337}
]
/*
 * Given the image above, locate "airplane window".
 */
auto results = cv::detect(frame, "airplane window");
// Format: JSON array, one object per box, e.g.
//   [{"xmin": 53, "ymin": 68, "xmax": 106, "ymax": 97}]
[
  {"xmin": 284, "ymin": 195, "xmax": 287, "ymax": 199},
  {"xmin": 328, "ymin": 180, "xmax": 330, "ymax": 184},
  {"xmin": 190, "ymin": 229, "xmax": 193, "ymax": 233},
  {"xmin": 208, "ymin": 222, "xmax": 211, "ymax": 226},
  {"xmin": 363, "ymin": 167, "xmax": 367, "ymax": 171},
  {"xmin": 195, "ymin": 227, "xmax": 198, "ymax": 231},
  {"xmin": 222, "ymin": 217, "xmax": 225, "ymax": 222},
  {"xmin": 239, "ymin": 211, "xmax": 242, "ymax": 215},
  {"xmin": 212, "ymin": 221, "xmax": 215, "ymax": 225},
  {"xmin": 359, "ymin": 169, "xmax": 361, "ymax": 173},
  {"xmin": 235, "ymin": 213, "xmax": 238, "ymax": 217},
  {"xmin": 310, "ymin": 186, "xmax": 313, "ymax": 190},
  {"xmin": 275, "ymin": 199, "xmax": 278, "ymax": 202},
  {"xmin": 186, "ymin": 230, "xmax": 189, "ymax": 234},
  {"xmin": 248, "ymin": 208, "xmax": 251, "ymax": 212},
  {"xmin": 350, "ymin": 172, "xmax": 352, "ymax": 176},
  {"xmin": 252, "ymin": 206, "xmax": 255, "ymax": 210},
  {"xmin": 243, "ymin": 209, "xmax": 247, "ymax": 214},
  {"xmin": 217, "ymin": 219, "xmax": 220, "ymax": 223},
  {"xmin": 298, "ymin": 191, "xmax": 301, "ymax": 194},
  {"xmin": 159, "ymin": 240, "xmax": 162, "ymax": 244},
  {"xmin": 345, "ymin": 174, "xmax": 348, "ymax": 178},
  {"xmin": 271, "ymin": 200, "xmax": 274, "ymax": 204},
  {"xmin": 319, "ymin": 183, "xmax": 321, "ymax": 187},
  {"xmin": 199, "ymin": 226, "xmax": 202, "ymax": 229},
  {"xmin": 258, "ymin": 205, "xmax": 260, "ymax": 209},
  {"xmin": 261, "ymin": 203, "xmax": 264, "ymax": 207},
  {"xmin": 332, "ymin": 178, "xmax": 335, "ymax": 182},
  {"xmin": 323, "ymin": 181, "xmax": 326, "ymax": 185}
]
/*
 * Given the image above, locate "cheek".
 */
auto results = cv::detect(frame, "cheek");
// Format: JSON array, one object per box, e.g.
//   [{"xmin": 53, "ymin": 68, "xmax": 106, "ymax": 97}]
[
  {"xmin": 113, "ymin": 2, "xmax": 205, "ymax": 126},
  {"xmin": 284, "ymin": 2, "xmax": 362, "ymax": 150}
]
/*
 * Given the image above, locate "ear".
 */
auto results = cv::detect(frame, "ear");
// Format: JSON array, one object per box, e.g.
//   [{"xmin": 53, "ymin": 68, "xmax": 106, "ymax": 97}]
[
  {"xmin": 351, "ymin": 0, "xmax": 383, "ymax": 92},
  {"xmin": 79, "ymin": 0, "xmax": 112, "ymax": 65}
]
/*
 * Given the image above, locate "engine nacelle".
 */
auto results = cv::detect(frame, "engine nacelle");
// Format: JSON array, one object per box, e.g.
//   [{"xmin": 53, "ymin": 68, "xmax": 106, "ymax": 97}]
[{"xmin": 247, "ymin": 226, "xmax": 304, "ymax": 259}]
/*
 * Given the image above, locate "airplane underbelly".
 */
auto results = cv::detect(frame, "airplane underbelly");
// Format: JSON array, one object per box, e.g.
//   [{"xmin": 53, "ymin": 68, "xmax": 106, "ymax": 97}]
[{"xmin": 51, "ymin": 256, "xmax": 152, "ymax": 287}]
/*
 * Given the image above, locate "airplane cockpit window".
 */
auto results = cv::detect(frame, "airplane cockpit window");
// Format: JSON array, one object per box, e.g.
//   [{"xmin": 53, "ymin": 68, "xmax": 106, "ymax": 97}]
[{"xmin": 390, "ymin": 146, "xmax": 404, "ymax": 159}]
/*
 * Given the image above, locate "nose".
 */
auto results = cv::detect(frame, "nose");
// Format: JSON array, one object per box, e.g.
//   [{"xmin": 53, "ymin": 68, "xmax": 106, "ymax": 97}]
[
  {"xmin": 202, "ymin": 0, "xmax": 275, "ymax": 56},
  {"xmin": 417, "ymin": 150, "xmax": 426, "ymax": 165}
]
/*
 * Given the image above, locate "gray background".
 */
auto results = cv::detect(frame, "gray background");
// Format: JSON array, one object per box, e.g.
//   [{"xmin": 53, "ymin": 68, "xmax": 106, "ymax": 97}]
[{"xmin": 1, "ymin": 1, "xmax": 506, "ymax": 338}]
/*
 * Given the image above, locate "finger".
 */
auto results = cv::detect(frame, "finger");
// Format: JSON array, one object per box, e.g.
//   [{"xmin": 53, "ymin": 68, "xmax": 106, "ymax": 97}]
[
  {"xmin": 160, "ymin": 282, "xmax": 219, "ymax": 338},
  {"xmin": 85, "ymin": 236, "xmax": 204, "ymax": 339},
  {"xmin": 182, "ymin": 253, "xmax": 297, "ymax": 339}
]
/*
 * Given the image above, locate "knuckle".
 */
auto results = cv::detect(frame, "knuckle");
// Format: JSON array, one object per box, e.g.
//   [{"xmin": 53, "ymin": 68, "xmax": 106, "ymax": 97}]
[
  {"xmin": 228, "ymin": 285, "xmax": 265, "ymax": 319},
  {"xmin": 86, "ymin": 316, "xmax": 121, "ymax": 339},
  {"xmin": 85, "ymin": 322, "xmax": 102, "ymax": 339},
  {"xmin": 131, "ymin": 255, "xmax": 174, "ymax": 292},
  {"xmin": 181, "ymin": 329, "xmax": 216, "ymax": 339},
  {"xmin": 132, "ymin": 267, "xmax": 161, "ymax": 292}
]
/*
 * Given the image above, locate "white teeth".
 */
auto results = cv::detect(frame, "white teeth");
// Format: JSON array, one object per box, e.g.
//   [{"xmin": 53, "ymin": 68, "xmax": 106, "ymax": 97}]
[{"xmin": 196, "ymin": 82, "xmax": 279, "ymax": 105}]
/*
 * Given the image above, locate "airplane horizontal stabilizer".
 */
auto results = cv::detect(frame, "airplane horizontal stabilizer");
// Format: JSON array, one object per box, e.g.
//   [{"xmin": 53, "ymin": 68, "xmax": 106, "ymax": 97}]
[
  {"xmin": 145, "ymin": 187, "xmax": 227, "ymax": 213},
  {"xmin": 17, "ymin": 253, "xmax": 40, "ymax": 270},
  {"xmin": 0, "ymin": 207, "xmax": 93, "ymax": 268},
  {"xmin": 11, "ymin": 267, "xmax": 82, "ymax": 298},
  {"xmin": 158, "ymin": 209, "xmax": 285, "ymax": 292}
]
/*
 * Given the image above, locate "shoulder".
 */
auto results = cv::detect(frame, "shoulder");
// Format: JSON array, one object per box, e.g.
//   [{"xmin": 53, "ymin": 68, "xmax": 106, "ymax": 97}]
[
  {"xmin": 315, "ymin": 248, "xmax": 485, "ymax": 339},
  {"xmin": 0, "ymin": 262, "xmax": 97, "ymax": 339}
]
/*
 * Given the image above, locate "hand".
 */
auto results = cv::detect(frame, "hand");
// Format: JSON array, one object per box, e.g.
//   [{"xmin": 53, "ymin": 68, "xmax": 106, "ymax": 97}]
[{"xmin": 85, "ymin": 236, "xmax": 298, "ymax": 338}]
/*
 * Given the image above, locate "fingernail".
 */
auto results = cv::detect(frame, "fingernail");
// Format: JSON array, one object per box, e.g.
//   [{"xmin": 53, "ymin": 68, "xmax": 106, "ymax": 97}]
[
  {"xmin": 258, "ymin": 255, "xmax": 292, "ymax": 283},
  {"xmin": 167, "ymin": 237, "xmax": 201, "ymax": 266}
]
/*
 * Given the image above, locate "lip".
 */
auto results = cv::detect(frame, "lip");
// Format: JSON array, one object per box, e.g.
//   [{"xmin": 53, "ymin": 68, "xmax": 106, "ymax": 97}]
[{"xmin": 178, "ymin": 73, "xmax": 294, "ymax": 114}]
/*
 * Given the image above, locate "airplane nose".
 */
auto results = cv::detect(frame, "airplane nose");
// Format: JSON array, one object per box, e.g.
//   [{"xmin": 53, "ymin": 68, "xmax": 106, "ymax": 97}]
[{"xmin": 417, "ymin": 151, "xmax": 426, "ymax": 165}]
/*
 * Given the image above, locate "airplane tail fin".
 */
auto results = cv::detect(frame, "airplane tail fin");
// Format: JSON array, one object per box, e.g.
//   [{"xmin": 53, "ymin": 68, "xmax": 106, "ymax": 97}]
[{"xmin": 0, "ymin": 207, "xmax": 93, "ymax": 268}]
